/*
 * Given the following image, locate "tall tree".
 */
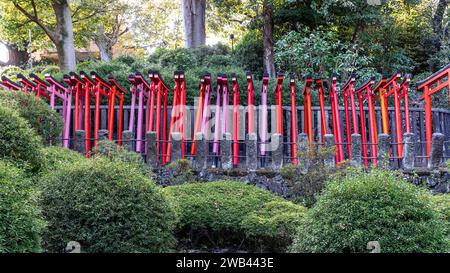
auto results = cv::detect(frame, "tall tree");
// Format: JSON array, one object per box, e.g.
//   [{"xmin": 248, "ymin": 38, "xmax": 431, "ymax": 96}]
[
  {"xmin": 262, "ymin": 0, "xmax": 275, "ymax": 77},
  {"xmin": 181, "ymin": 0, "xmax": 206, "ymax": 48},
  {"xmin": 9, "ymin": 0, "xmax": 77, "ymax": 71}
]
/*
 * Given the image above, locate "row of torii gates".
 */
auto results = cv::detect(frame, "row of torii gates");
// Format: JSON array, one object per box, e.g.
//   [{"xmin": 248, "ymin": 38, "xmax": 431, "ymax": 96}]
[{"xmin": 1, "ymin": 63, "xmax": 449, "ymax": 168}]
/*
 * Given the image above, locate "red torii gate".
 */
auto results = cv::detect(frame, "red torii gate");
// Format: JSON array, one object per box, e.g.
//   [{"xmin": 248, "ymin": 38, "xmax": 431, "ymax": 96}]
[
  {"xmin": 107, "ymin": 76, "xmax": 126, "ymax": 146},
  {"xmin": 1, "ymin": 76, "xmax": 22, "ymax": 90},
  {"xmin": 329, "ymin": 74, "xmax": 344, "ymax": 163},
  {"xmin": 417, "ymin": 63, "xmax": 450, "ymax": 158},
  {"xmin": 314, "ymin": 78, "xmax": 328, "ymax": 143},
  {"xmin": 382, "ymin": 72, "xmax": 411, "ymax": 158},
  {"xmin": 302, "ymin": 74, "xmax": 313, "ymax": 143},
  {"xmin": 341, "ymin": 74, "xmax": 357, "ymax": 158},
  {"xmin": 355, "ymin": 77, "xmax": 377, "ymax": 167}
]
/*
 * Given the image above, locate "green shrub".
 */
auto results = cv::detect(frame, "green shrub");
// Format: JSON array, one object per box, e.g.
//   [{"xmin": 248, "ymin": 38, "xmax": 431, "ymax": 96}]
[
  {"xmin": 0, "ymin": 107, "xmax": 42, "ymax": 172},
  {"xmin": 0, "ymin": 161, "xmax": 45, "ymax": 252},
  {"xmin": 167, "ymin": 159, "xmax": 195, "ymax": 185},
  {"xmin": 431, "ymin": 194, "xmax": 450, "ymax": 241},
  {"xmin": 0, "ymin": 91, "xmax": 63, "ymax": 145},
  {"xmin": 290, "ymin": 168, "xmax": 449, "ymax": 253},
  {"xmin": 163, "ymin": 181, "xmax": 284, "ymax": 250},
  {"xmin": 39, "ymin": 146, "xmax": 85, "ymax": 176},
  {"xmin": 93, "ymin": 140, "xmax": 150, "ymax": 176},
  {"xmin": 241, "ymin": 200, "xmax": 307, "ymax": 252},
  {"xmin": 39, "ymin": 157, "xmax": 176, "ymax": 253}
]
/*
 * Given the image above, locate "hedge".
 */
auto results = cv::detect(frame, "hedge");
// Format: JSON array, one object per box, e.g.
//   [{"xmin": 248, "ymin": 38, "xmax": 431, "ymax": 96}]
[
  {"xmin": 39, "ymin": 157, "xmax": 176, "ymax": 253},
  {"xmin": 0, "ymin": 161, "xmax": 44, "ymax": 252},
  {"xmin": 290, "ymin": 168, "xmax": 449, "ymax": 253},
  {"xmin": 0, "ymin": 106, "xmax": 42, "ymax": 172}
]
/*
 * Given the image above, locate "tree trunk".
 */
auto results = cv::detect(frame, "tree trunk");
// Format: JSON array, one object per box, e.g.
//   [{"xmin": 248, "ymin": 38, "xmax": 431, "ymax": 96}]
[
  {"xmin": 0, "ymin": 43, "xmax": 29, "ymax": 67},
  {"xmin": 262, "ymin": 0, "xmax": 276, "ymax": 77},
  {"xmin": 432, "ymin": 0, "xmax": 449, "ymax": 38},
  {"xmin": 181, "ymin": 0, "xmax": 206, "ymax": 48},
  {"xmin": 52, "ymin": 0, "xmax": 76, "ymax": 71},
  {"xmin": 94, "ymin": 25, "xmax": 113, "ymax": 62}
]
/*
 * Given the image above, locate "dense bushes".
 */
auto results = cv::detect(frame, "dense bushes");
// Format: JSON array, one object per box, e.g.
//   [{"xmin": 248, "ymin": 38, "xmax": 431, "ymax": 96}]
[
  {"xmin": 163, "ymin": 181, "xmax": 301, "ymax": 251},
  {"xmin": 39, "ymin": 157, "xmax": 176, "ymax": 253},
  {"xmin": 0, "ymin": 107, "xmax": 42, "ymax": 172},
  {"xmin": 0, "ymin": 91, "xmax": 63, "ymax": 145},
  {"xmin": 39, "ymin": 146, "xmax": 85, "ymax": 176},
  {"xmin": 290, "ymin": 168, "xmax": 449, "ymax": 253},
  {"xmin": 241, "ymin": 200, "xmax": 307, "ymax": 252},
  {"xmin": 94, "ymin": 140, "xmax": 150, "ymax": 176},
  {"xmin": 0, "ymin": 161, "xmax": 44, "ymax": 252}
]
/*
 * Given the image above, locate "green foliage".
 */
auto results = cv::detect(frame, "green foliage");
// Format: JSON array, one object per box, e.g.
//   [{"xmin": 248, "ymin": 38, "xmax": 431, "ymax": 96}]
[
  {"xmin": 93, "ymin": 140, "xmax": 150, "ymax": 176},
  {"xmin": 0, "ymin": 106, "xmax": 42, "ymax": 172},
  {"xmin": 0, "ymin": 161, "xmax": 45, "ymax": 253},
  {"xmin": 167, "ymin": 159, "xmax": 195, "ymax": 185},
  {"xmin": 290, "ymin": 168, "xmax": 449, "ymax": 253},
  {"xmin": 39, "ymin": 157, "xmax": 177, "ymax": 253},
  {"xmin": 275, "ymin": 27, "xmax": 374, "ymax": 79},
  {"xmin": 163, "ymin": 181, "xmax": 284, "ymax": 250},
  {"xmin": 234, "ymin": 30, "xmax": 264, "ymax": 76},
  {"xmin": 241, "ymin": 200, "xmax": 307, "ymax": 252},
  {"xmin": 431, "ymin": 194, "xmax": 450, "ymax": 240},
  {"xmin": 0, "ymin": 90, "xmax": 63, "ymax": 145},
  {"xmin": 39, "ymin": 146, "xmax": 85, "ymax": 176}
]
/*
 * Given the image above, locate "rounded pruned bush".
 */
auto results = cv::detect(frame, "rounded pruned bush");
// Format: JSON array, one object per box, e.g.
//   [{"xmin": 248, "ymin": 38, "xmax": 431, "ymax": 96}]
[
  {"xmin": 0, "ymin": 161, "xmax": 45, "ymax": 253},
  {"xmin": 0, "ymin": 90, "xmax": 63, "ymax": 145},
  {"xmin": 0, "ymin": 107, "xmax": 42, "ymax": 172},
  {"xmin": 241, "ymin": 200, "xmax": 307, "ymax": 252},
  {"xmin": 93, "ymin": 140, "xmax": 150, "ymax": 176},
  {"xmin": 163, "ymin": 181, "xmax": 286, "ymax": 250},
  {"xmin": 290, "ymin": 168, "xmax": 449, "ymax": 253},
  {"xmin": 39, "ymin": 146, "xmax": 85, "ymax": 175},
  {"xmin": 39, "ymin": 157, "xmax": 177, "ymax": 253}
]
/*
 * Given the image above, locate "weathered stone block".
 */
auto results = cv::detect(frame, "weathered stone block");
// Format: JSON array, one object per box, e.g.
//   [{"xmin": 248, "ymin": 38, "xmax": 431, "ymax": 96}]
[
  {"xmin": 122, "ymin": 130, "xmax": 134, "ymax": 151},
  {"xmin": 74, "ymin": 130, "xmax": 86, "ymax": 155},
  {"xmin": 98, "ymin": 129, "xmax": 109, "ymax": 141},
  {"xmin": 297, "ymin": 133, "xmax": 309, "ymax": 174},
  {"xmin": 194, "ymin": 133, "xmax": 207, "ymax": 171},
  {"xmin": 271, "ymin": 133, "xmax": 283, "ymax": 171},
  {"xmin": 246, "ymin": 133, "xmax": 258, "ymax": 171},
  {"xmin": 323, "ymin": 134, "xmax": 336, "ymax": 169},
  {"xmin": 146, "ymin": 131, "xmax": 158, "ymax": 169},
  {"xmin": 377, "ymin": 133, "xmax": 391, "ymax": 169},
  {"xmin": 350, "ymin": 134, "xmax": 362, "ymax": 167},
  {"xmin": 169, "ymin": 132, "xmax": 182, "ymax": 162},
  {"xmin": 221, "ymin": 132, "xmax": 233, "ymax": 170},
  {"xmin": 428, "ymin": 133, "xmax": 444, "ymax": 170},
  {"xmin": 402, "ymin": 133, "xmax": 415, "ymax": 171}
]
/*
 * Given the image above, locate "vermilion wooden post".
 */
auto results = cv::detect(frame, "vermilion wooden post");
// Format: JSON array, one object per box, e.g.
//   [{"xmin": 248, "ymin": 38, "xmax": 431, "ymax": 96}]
[
  {"xmin": 314, "ymin": 78, "xmax": 328, "ymax": 143},
  {"xmin": 384, "ymin": 72, "xmax": 403, "ymax": 158},
  {"xmin": 289, "ymin": 74, "xmax": 298, "ymax": 166},
  {"xmin": 232, "ymin": 73, "xmax": 240, "ymax": 167},
  {"xmin": 212, "ymin": 74, "xmax": 223, "ymax": 162},
  {"xmin": 107, "ymin": 76, "xmax": 126, "ymax": 145},
  {"xmin": 191, "ymin": 75, "xmax": 206, "ymax": 156},
  {"xmin": 341, "ymin": 74, "xmax": 357, "ymax": 157},
  {"xmin": 180, "ymin": 71, "xmax": 187, "ymax": 158},
  {"xmin": 417, "ymin": 63, "xmax": 450, "ymax": 158},
  {"xmin": 373, "ymin": 76, "xmax": 389, "ymax": 134},
  {"xmin": 91, "ymin": 72, "xmax": 112, "ymax": 147},
  {"xmin": 167, "ymin": 72, "xmax": 181, "ymax": 162},
  {"xmin": 79, "ymin": 72, "xmax": 95, "ymax": 157},
  {"xmin": 200, "ymin": 73, "xmax": 212, "ymax": 138},
  {"xmin": 329, "ymin": 75, "xmax": 344, "ymax": 162},
  {"xmin": 275, "ymin": 73, "xmax": 284, "ymax": 135},
  {"xmin": 148, "ymin": 71, "xmax": 156, "ymax": 132},
  {"xmin": 355, "ymin": 77, "xmax": 376, "ymax": 167},
  {"xmin": 302, "ymin": 75, "xmax": 313, "ymax": 143},
  {"xmin": 260, "ymin": 73, "xmax": 269, "ymax": 162},
  {"xmin": 246, "ymin": 72, "xmax": 255, "ymax": 134},
  {"xmin": 400, "ymin": 74, "xmax": 411, "ymax": 133}
]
